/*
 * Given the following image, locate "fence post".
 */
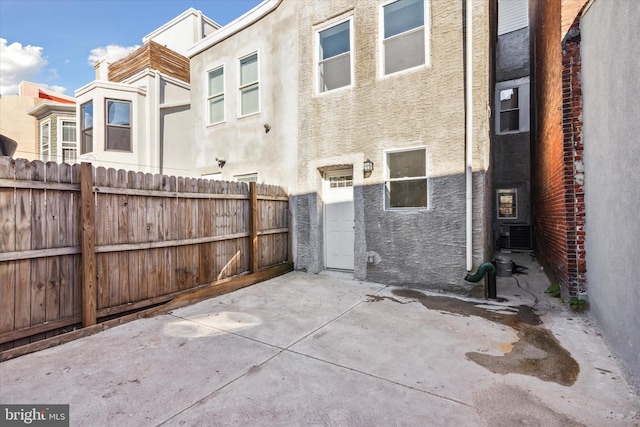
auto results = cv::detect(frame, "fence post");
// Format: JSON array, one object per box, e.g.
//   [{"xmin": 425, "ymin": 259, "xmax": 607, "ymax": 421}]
[
  {"xmin": 249, "ymin": 182, "xmax": 259, "ymax": 274},
  {"xmin": 80, "ymin": 162, "xmax": 97, "ymax": 327}
]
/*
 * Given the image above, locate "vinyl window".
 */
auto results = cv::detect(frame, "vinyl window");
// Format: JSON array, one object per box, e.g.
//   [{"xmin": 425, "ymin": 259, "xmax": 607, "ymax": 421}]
[
  {"xmin": 318, "ymin": 19, "xmax": 352, "ymax": 93},
  {"xmin": 381, "ymin": 0, "xmax": 428, "ymax": 75},
  {"xmin": 39, "ymin": 120, "xmax": 50, "ymax": 161},
  {"xmin": 496, "ymin": 78, "xmax": 530, "ymax": 134},
  {"xmin": 239, "ymin": 53, "xmax": 259, "ymax": 116},
  {"xmin": 497, "ymin": 188, "xmax": 517, "ymax": 218},
  {"xmin": 208, "ymin": 66, "xmax": 224, "ymax": 124},
  {"xmin": 384, "ymin": 148, "xmax": 429, "ymax": 209},
  {"xmin": 106, "ymin": 99, "xmax": 131, "ymax": 151},
  {"xmin": 80, "ymin": 102, "xmax": 93, "ymax": 154},
  {"xmin": 60, "ymin": 120, "xmax": 77, "ymax": 164}
]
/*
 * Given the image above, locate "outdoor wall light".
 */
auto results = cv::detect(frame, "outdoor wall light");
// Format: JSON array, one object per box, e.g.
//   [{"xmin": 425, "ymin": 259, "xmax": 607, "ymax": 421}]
[
  {"xmin": 264, "ymin": 123, "xmax": 271, "ymax": 133},
  {"xmin": 363, "ymin": 159, "xmax": 374, "ymax": 173},
  {"xmin": 216, "ymin": 157, "xmax": 226, "ymax": 168}
]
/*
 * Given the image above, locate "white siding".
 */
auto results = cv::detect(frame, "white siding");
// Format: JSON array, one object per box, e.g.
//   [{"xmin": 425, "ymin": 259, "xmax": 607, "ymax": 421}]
[{"xmin": 498, "ymin": 0, "xmax": 529, "ymax": 35}]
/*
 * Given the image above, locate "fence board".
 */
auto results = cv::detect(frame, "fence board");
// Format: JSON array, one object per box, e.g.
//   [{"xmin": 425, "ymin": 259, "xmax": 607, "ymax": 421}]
[
  {"xmin": 14, "ymin": 159, "xmax": 34, "ymax": 347},
  {"xmin": 0, "ymin": 158, "xmax": 16, "ymax": 350}
]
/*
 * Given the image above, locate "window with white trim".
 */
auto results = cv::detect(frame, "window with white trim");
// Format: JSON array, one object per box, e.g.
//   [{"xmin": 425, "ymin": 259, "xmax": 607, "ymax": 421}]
[
  {"xmin": 496, "ymin": 78, "xmax": 530, "ymax": 134},
  {"xmin": 497, "ymin": 188, "xmax": 517, "ymax": 218},
  {"xmin": 318, "ymin": 19, "xmax": 352, "ymax": 93},
  {"xmin": 81, "ymin": 102, "xmax": 93, "ymax": 154},
  {"xmin": 39, "ymin": 120, "xmax": 50, "ymax": 161},
  {"xmin": 106, "ymin": 99, "xmax": 131, "ymax": 151},
  {"xmin": 239, "ymin": 53, "xmax": 259, "ymax": 116},
  {"xmin": 235, "ymin": 173, "xmax": 258, "ymax": 183},
  {"xmin": 60, "ymin": 120, "xmax": 77, "ymax": 164},
  {"xmin": 384, "ymin": 148, "xmax": 428, "ymax": 209},
  {"xmin": 208, "ymin": 66, "xmax": 224, "ymax": 124},
  {"xmin": 381, "ymin": 0, "xmax": 427, "ymax": 76}
]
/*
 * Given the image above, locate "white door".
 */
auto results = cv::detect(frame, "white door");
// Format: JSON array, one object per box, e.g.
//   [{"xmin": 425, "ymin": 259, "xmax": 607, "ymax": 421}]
[{"xmin": 324, "ymin": 170, "xmax": 355, "ymax": 270}]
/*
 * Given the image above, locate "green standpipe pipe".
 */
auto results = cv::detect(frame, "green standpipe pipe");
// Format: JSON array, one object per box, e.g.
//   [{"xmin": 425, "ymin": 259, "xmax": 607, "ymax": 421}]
[{"xmin": 464, "ymin": 262, "xmax": 496, "ymax": 283}]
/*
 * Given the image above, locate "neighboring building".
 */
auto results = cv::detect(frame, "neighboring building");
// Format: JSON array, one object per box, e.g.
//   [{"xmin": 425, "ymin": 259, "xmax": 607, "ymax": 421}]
[
  {"xmin": 295, "ymin": 0, "xmax": 494, "ymax": 289},
  {"xmin": 530, "ymin": 0, "xmax": 639, "ymax": 387},
  {"xmin": 27, "ymin": 101, "xmax": 78, "ymax": 164},
  {"xmin": 529, "ymin": 0, "xmax": 588, "ymax": 298},
  {"xmin": 493, "ymin": 0, "xmax": 531, "ymax": 251},
  {"xmin": 75, "ymin": 8, "xmax": 219, "ymax": 176},
  {"xmin": 0, "ymin": 81, "xmax": 75, "ymax": 161},
  {"xmin": 187, "ymin": 0, "xmax": 299, "ymax": 186}
]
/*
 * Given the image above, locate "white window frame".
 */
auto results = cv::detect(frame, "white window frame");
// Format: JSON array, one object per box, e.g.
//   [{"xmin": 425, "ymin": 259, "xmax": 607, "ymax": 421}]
[
  {"xmin": 497, "ymin": 188, "xmax": 518, "ymax": 219},
  {"xmin": 379, "ymin": 0, "xmax": 430, "ymax": 78},
  {"xmin": 57, "ymin": 117, "xmax": 77, "ymax": 164},
  {"xmin": 383, "ymin": 146, "xmax": 430, "ymax": 211},
  {"xmin": 495, "ymin": 77, "xmax": 530, "ymax": 134},
  {"xmin": 316, "ymin": 17, "xmax": 354, "ymax": 94},
  {"xmin": 39, "ymin": 119, "xmax": 51, "ymax": 162},
  {"xmin": 238, "ymin": 51, "xmax": 260, "ymax": 118},
  {"xmin": 105, "ymin": 99, "xmax": 132, "ymax": 152},
  {"xmin": 234, "ymin": 173, "xmax": 258, "ymax": 183},
  {"xmin": 207, "ymin": 65, "xmax": 225, "ymax": 126}
]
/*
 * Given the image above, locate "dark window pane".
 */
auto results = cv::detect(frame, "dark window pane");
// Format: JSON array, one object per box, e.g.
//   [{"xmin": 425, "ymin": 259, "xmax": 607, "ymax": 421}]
[
  {"xmin": 388, "ymin": 179, "xmax": 427, "ymax": 208},
  {"xmin": 500, "ymin": 111, "xmax": 520, "ymax": 132},
  {"xmin": 81, "ymin": 129, "xmax": 92, "ymax": 154},
  {"xmin": 107, "ymin": 101, "xmax": 130, "ymax": 126},
  {"xmin": 106, "ymin": 126, "xmax": 131, "ymax": 151},
  {"xmin": 387, "ymin": 150, "xmax": 426, "ymax": 179},
  {"xmin": 500, "ymin": 88, "xmax": 518, "ymax": 110}
]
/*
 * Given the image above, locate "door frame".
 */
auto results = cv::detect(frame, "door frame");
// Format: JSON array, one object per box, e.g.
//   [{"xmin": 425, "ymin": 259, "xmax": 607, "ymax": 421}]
[{"xmin": 322, "ymin": 168, "xmax": 355, "ymax": 270}]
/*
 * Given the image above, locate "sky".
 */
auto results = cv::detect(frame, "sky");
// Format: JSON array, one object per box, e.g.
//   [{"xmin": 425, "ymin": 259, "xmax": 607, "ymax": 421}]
[{"xmin": 0, "ymin": 0, "xmax": 263, "ymax": 96}]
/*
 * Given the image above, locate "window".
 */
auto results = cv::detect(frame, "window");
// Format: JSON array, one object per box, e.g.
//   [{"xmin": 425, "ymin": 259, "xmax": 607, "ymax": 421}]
[
  {"xmin": 239, "ymin": 53, "xmax": 259, "ymax": 116},
  {"xmin": 106, "ymin": 100, "xmax": 131, "ymax": 151},
  {"xmin": 208, "ymin": 66, "xmax": 224, "ymax": 124},
  {"xmin": 81, "ymin": 102, "xmax": 93, "ymax": 154},
  {"xmin": 235, "ymin": 173, "xmax": 258, "ymax": 183},
  {"xmin": 39, "ymin": 120, "xmax": 50, "ymax": 161},
  {"xmin": 496, "ymin": 78, "xmax": 530, "ymax": 134},
  {"xmin": 329, "ymin": 174, "xmax": 353, "ymax": 188},
  {"xmin": 61, "ymin": 120, "xmax": 77, "ymax": 164},
  {"xmin": 384, "ymin": 148, "xmax": 428, "ymax": 209},
  {"xmin": 318, "ymin": 19, "xmax": 352, "ymax": 92},
  {"xmin": 381, "ymin": 0, "xmax": 427, "ymax": 75},
  {"xmin": 497, "ymin": 188, "xmax": 517, "ymax": 218}
]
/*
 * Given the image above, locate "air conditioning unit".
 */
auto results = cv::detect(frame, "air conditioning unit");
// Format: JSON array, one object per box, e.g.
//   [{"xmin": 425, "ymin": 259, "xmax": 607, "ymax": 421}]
[{"xmin": 500, "ymin": 223, "xmax": 532, "ymax": 250}]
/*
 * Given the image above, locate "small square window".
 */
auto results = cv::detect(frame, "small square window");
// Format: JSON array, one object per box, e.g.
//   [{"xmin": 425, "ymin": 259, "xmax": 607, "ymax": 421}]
[
  {"xmin": 239, "ymin": 53, "xmax": 259, "ymax": 116},
  {"xmin": 208, "ymin": 66, "xmax": 224, "ymax": 124},
  {"xmin": 385, "ymin": 148, "xmax": 428, "ymax": 209},
  {"xmin": 497, "ymin": 188, "xmax": 517, "ymax": 218}
]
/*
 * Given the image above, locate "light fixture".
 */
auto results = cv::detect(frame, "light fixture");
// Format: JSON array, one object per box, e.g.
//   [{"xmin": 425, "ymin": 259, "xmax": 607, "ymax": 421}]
[
  {"xmin": 264, "ymin": 123, "xmax": 271, "ymax": 133},
  {"xmin": 363, "ymin": 159, "xmax": 374, "ymax": 173},
  {"xmin": 216, "ymin": 157, "xmax": 226, "ymax": 168}
]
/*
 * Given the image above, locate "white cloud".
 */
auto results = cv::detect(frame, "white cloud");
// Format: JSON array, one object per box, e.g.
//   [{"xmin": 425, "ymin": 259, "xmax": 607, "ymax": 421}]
[
  {"xmin": 0, "ymin": 38, "xmax": 47, "ymax": 95},
  {"xmin": 39, "ymin": 84, "xmax": 67, "ymax": 95},
  {"xmin": 88, "ymin": 44, "xmax": 140, "ymax": 65}
]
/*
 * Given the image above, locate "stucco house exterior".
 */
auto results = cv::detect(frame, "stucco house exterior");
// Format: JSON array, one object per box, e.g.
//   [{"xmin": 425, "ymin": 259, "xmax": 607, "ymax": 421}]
[
  {"xmin": 188, "ymin": 0, "xmax": 494, "ymax": 290},
  {"xmin": 27, "ymin": 100, "xmax": 78, "ymax": 164},
  {"xmin": 74, "ymin": 8, "xmax": 219, "ymax": 176}
]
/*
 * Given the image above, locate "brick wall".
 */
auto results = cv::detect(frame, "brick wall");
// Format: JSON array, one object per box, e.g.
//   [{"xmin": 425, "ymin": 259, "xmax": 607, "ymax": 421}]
[{"xmin": 530, "ymin": 0, "xmax": 587, "ymax": 298}]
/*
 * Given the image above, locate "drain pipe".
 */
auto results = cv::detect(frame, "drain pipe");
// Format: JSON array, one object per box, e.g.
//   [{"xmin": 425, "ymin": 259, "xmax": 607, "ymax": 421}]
[{"xmin": 465, "ymin": 0, "xmax": 473, "ymax": 271}]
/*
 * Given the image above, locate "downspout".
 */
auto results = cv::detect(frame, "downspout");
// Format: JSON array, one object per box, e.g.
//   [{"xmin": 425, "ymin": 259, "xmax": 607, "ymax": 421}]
[
  {"xmin": 465, "ymin": 0, "xmax": 473, "ymax": 271},
  {"xmin": 155, "ymin": 70, "xmax": 162, "ymax": 175}
]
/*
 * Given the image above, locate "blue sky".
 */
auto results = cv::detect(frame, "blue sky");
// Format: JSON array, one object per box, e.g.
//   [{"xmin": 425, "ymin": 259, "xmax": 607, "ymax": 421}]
[{"xmin": 0, "ymin": 0, "xmax": 262, "ymax": 96}]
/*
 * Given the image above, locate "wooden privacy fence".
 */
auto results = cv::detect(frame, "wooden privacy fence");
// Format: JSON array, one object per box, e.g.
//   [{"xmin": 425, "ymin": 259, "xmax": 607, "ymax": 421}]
[{"xmin": 0, "ymin": 158, "xmax": 292, "ymax": 353}]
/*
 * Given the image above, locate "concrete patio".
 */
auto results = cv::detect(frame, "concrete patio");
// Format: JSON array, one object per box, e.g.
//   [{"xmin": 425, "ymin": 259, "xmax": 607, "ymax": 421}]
[{"xmin": 1, "ymin": 253, "xmax": 638, "ymax": 426}]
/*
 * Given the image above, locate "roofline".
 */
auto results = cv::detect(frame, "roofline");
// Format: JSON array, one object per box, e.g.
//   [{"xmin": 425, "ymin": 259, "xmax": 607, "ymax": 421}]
[
  {"xmin": 142, "ymin": 7, "xmax": 221, "ymax": 43},
  {"xmin": 27, "ymin": 101, "xmax": 77, "ymax": 117},
  {"xmin": 187, "ymin": 0, "xmax": 284, "ymax": 58}
]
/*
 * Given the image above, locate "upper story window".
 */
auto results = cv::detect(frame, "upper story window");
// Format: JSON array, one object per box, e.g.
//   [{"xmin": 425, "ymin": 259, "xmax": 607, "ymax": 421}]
[
  {"xmin": 60, "ymin": 120, "xmax": 77, "ymax": 164},
  {"xmin": 80, "ymin": 102, "xmax": 93, "ymax": 154},
  {"xmin": 39, "ymin": 120, "xmax": 50, "ymax": 162},
  {"xmin": 318, "ymin": 19, "xmax": 352, "ymax": 93},
  {"xmin": 235, "ymin": 173, "xmax": 258, "ymax": 183},
  {"xmin": 384, "ymin": 147, "xmax": 429, "ymax": 210},
  {"xmin": 496, "ymin": 77, "xmax": 530, "ymax": 134},
  {"xmin": 106, "ymin": 100, "xmax": 131, "ymax": 151},
  {"xmin": 208, "ymin": 66, "xmax": 225, "ymax": 125},
  {"xmin": 239, "ymin": 53, "xmax": 259, "ymax": 116},
  {"xmin": 381, "ymin": 0, "xmax": 428, "ymax": 76}
]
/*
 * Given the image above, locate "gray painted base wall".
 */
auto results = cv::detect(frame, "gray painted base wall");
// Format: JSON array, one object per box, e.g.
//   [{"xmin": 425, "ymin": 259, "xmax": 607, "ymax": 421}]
[{"xmin": 581, "ymin": 0, "xmax": 640, "ymax": 388}]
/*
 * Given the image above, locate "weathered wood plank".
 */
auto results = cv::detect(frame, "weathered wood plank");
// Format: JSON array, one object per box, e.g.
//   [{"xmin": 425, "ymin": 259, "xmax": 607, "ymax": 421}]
[
  {"xmin": 14, "ymin": 159, "xmax": 33, "ymax": 346},
  {"xmin": 44, "ymin": 163, "xmax": 61, "ymax": 337},
  {"xmin": 80, "ymin": 163, "xmax": 97, "ymax": 327},
  {"xmin": 117, "ymin": 169, "xmax": 129, "ymax": 305},
  {"xmin": 30, "ymin": 161, "xmax": 47, "ymax": 341},
  {"xmin": 250, "ymin": 182, "xmax": 258, "ymax": 273},
  {"xmin": 0, "ymin": 158, "xmax": 16, "ymax": 346}
]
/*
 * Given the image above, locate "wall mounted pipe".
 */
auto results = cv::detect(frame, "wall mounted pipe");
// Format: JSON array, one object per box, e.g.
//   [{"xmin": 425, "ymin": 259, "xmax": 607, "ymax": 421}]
[{"xmin": 465, "ymin": 0, "xmax": 474, "ymax": 271}]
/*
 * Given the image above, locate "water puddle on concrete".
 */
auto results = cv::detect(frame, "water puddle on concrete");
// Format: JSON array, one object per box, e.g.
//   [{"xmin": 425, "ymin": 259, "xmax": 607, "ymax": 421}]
[{"xmin": 386, "ymin": 289, "xmax": 580, "ymax": 386}]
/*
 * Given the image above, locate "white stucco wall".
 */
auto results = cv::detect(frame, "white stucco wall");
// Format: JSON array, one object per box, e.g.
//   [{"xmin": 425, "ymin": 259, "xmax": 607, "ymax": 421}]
[
  {"xmin": 189, "ymin": 0, "xmax": 299, "ymax": 191},
  {"xmin": 581, "ymin": 0, "xmax": 640, "ymax": 389}
]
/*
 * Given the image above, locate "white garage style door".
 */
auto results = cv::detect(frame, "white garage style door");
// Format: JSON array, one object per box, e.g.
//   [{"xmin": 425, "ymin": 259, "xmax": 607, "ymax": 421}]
[{"xmin": 324, "ymin": 170, "xmax": 355, "ymax": 270}]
